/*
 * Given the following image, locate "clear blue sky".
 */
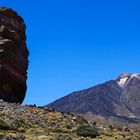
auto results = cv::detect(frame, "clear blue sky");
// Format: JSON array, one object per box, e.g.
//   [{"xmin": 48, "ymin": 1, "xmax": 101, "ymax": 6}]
[{"xmin": 1, "ymin": 0, "xmax": 140, "ymax": 105}]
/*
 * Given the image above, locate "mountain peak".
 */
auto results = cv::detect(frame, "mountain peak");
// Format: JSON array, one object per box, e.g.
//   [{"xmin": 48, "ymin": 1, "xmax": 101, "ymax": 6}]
[
  {"xmin": 48, "ymin": 72, "xmax": 140, "ymax": 120},
  {"xmin": 117, "ymin": 72, "xmax": 131, "ymax": 79},
  {"xmin": 117, "ymin": 73, "xmax": 140, "ymax": 88},
  {"xmin": 117, "ymin": 72, "xmax": 140, "ymax": 79},
  {"xmin": 117, "ymin": 73, "xmax": 131, "ymax": 87}
]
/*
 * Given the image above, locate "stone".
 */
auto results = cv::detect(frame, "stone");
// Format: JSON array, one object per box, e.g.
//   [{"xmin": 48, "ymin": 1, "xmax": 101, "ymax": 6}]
[{"xmin": 0, "ymin": 7, "xmax": 29, "ymax": 103}]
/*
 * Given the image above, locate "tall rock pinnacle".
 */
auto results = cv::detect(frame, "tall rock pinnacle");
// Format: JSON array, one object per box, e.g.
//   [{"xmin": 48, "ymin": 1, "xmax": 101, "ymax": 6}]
[{"xmin": 0, "ymin": 7, "xmax": 29, "ymax": 103}]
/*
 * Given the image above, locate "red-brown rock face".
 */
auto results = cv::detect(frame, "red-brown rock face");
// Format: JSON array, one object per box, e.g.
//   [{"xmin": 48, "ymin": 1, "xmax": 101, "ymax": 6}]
[{"xmin": 0, "ymin": 7, "xmax": 29, "ymax": 103}]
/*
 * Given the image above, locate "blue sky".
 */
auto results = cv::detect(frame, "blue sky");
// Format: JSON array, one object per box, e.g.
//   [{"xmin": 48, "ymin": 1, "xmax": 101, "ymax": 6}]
[{"xmin": 1, "ymin": 0, "xmax": 140, "ymax": 105}]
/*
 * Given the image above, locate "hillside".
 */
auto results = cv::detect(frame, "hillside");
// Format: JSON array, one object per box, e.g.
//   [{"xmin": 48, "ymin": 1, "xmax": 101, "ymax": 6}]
[
  {"xmin": 48, "ymin": 73, "xmax": 140, "ymax": 123},
  {"xmin": 0, "ymin": 100, "xmax": 139, "ymax": 140}
]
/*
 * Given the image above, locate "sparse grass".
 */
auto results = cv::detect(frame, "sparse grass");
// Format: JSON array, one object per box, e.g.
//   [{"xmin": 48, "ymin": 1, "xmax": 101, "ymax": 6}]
[{"xmin": 0, "ymin": 101, "xmax": 139, "ymax": 140}]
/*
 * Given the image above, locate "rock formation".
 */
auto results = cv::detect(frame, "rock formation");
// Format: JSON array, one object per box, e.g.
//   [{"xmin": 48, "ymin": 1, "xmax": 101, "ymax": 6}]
[{"xmin": 0, "ymin": 7, "xmax": 29, "ymax": 103}]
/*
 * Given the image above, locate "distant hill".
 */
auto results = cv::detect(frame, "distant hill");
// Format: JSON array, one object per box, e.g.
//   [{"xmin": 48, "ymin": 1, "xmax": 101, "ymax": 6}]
[{"xmin": 47, "ymin": 73, "xmax": 140, "ymax": 122}]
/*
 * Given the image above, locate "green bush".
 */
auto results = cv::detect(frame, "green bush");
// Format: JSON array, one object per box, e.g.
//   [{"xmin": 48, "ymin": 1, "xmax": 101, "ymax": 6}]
[
  {"xmin": 77, "ymin": 116, "xmax": 88, "ymax": 125},
  {"xmin": 66, "ymin": 124, "xmax": 72, "ymax": 129},
  {"xmin": 76, "ymin": 125, "xmax": 99, "ymax": 138},
  {"xmin": 0, "ymin": 119, "xmax": 11, "ymax": 130}
]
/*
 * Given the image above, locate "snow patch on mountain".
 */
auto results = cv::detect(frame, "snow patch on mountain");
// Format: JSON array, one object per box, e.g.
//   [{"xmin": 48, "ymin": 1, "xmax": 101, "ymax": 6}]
[
  {"xmin": 117, "ymin": 77, "xmax": 128, "ymax": 87},
  {"xmin": 117, "ymin": 73, "xmax": 140, "ymax": 88},
  {"xmin": 131, "ymin": 74, "xmax": 140, "ymax": 80}
]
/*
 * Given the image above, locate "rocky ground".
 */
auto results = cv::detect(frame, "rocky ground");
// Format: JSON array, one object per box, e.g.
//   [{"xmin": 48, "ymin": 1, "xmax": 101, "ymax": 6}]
[{"xmin": 0, "ymin": 100, "xmax": 139, "ymax": 140}]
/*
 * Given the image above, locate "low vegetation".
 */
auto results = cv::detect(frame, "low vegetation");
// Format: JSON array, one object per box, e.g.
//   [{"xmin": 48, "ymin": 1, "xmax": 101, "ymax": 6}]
[
  {"xmin": 0, "ymin": 100, "xmax": 139, "ymax": 140},
  {"xmin": 0, "ymin": 118, "xmax": 11, "ymax": 130},
  {"xmin": 76, "ymin": 125, "xmax": 99, "ymax": 138}
]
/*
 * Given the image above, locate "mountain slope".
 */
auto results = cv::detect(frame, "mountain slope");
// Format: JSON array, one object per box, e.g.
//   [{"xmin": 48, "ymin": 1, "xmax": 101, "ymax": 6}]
[{"xmin": 48, "ymin": 73, "xmax": 140, "ymax": 119}]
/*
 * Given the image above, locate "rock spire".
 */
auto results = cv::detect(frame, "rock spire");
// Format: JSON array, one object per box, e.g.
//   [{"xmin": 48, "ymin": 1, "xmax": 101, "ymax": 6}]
[{"xmin": 0, "ymin": 7, "xmax": 29, "ymax": 103}]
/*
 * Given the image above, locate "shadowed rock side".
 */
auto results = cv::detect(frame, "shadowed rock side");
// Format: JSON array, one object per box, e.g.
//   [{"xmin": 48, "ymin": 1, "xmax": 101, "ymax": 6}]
[{"xmin": 0, "ymin": 7, "xmax": 29, "ymax": 103}]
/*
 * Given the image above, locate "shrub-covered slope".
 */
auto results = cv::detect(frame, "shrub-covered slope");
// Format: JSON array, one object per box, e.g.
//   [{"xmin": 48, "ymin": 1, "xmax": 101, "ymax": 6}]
[{"xmin": 0, "ymin": 100, "xmax": 139, "ymax": 140}]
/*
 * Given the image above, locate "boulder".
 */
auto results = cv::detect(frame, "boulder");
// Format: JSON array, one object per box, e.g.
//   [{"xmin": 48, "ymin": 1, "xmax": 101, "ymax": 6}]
[{"xmin": 0, "ymin": 7, "xmax": 29, "ymax": 103}]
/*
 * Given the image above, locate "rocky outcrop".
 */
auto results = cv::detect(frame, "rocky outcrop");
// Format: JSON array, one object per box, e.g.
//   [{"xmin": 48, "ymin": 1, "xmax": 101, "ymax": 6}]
[{"xmin": 0, "ymin": 7, "xmax": 29, "ymax": 103}]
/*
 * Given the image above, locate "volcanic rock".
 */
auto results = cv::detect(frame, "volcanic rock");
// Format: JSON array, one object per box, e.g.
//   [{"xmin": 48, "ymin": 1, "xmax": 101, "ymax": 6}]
[
  {"xmin": 48, "ymin": 73, "xmax": 140, "ymax": 121},
  {"xmin": 0, "ymin": 7, "xmax": 29, "ymax": 103}
]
